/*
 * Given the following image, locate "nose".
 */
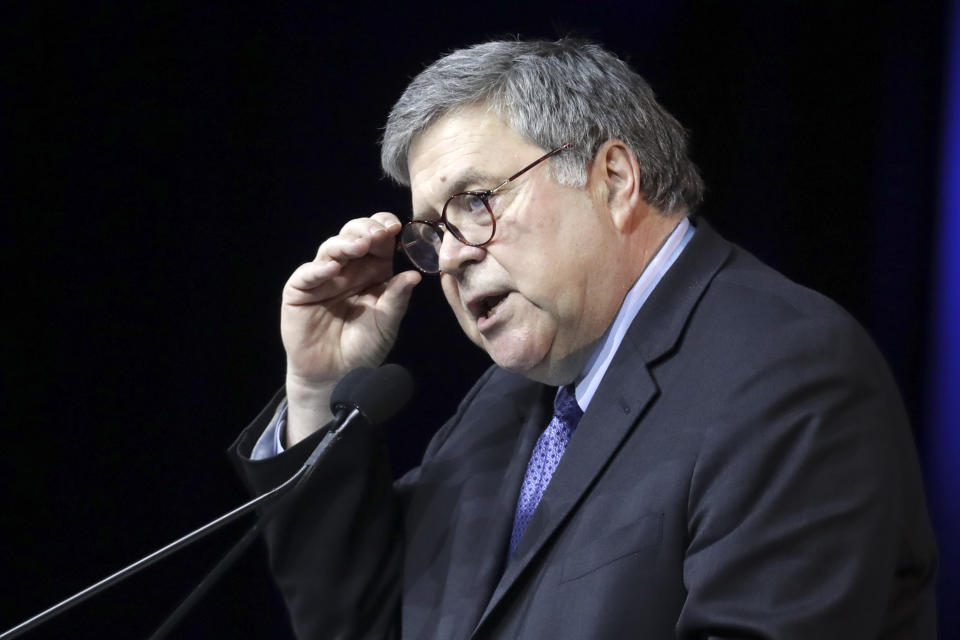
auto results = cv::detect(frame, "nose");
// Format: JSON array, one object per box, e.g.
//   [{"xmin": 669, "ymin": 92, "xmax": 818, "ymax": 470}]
[{"xmin": 437, "ymin": 228, "xmax": 486, "ymax": 275}]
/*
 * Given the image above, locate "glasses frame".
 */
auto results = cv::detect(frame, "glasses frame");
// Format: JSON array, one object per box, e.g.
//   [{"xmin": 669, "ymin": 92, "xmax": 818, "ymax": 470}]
[{"xmin": 397, "ymin": 142, "xmax": 573, "ymax": 274}]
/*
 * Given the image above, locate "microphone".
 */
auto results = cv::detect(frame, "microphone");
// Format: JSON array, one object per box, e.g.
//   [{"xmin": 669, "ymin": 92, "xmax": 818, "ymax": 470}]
[
  {"xmin": 0, "ymin": 365, "xmax": 414, "ymax": 640},
  {"xmin": 302, "ymin": 364, "xmax": 413, "ymax": 468},
  {"xmin": 330, "ymin": 364, "xmax": 414, "ymax": 421}
]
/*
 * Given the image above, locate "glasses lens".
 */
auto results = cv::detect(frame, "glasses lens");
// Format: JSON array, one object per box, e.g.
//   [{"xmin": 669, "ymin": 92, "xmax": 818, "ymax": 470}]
[
  {"xmin": 444, "ymin": 193, "xmax": 495, "ymax": 246},
  {"xmin": 400, "ymin": 221, "xmax": 442, "ymax": 273}
]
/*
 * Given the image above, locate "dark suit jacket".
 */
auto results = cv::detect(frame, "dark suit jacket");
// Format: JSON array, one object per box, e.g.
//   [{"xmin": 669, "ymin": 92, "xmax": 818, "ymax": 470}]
[{"xmin": 233, "ymin": 220, "xmax": 937, "ymax": 639}]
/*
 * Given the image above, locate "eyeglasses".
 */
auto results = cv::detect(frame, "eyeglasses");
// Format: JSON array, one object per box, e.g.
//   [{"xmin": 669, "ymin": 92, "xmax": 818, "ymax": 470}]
[{"xmin": 397, "ymin": 142, "xmax": 573, "ymax": 274}]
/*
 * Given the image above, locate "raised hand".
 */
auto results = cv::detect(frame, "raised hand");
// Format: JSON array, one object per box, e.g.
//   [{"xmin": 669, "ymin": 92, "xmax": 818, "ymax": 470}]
[{"xmin": 281, "ymin": 212, "xmax": 421, "ymax": 446}]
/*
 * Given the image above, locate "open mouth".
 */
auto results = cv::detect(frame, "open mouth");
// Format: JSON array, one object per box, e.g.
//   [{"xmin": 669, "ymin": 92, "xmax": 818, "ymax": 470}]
[
  {"xmin": 470, "ymin": 292, "xmax": 510, "ymax": 319},
  {"xmin": 480, "ymin": 293, "xmax": 508, "ymax": 317}
]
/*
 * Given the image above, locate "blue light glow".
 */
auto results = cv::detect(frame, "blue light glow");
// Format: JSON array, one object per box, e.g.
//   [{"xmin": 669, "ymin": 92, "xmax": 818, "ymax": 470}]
[{"xmin": 931, "ymin": 0, "xmax": 960, "ymax": 595}]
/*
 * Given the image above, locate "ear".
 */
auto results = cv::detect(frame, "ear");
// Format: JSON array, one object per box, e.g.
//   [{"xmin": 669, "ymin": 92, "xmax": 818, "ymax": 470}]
[{"xmin": 588, "ymin": 140, "xmax": 647, "ymax": 232}]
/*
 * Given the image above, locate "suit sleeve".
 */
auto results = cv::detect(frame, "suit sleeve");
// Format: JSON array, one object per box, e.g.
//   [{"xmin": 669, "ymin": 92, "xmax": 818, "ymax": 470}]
[
  {"xmin": 228, "ymin": 366, "xmax": 502, "ymax": 640},
  {"xmin": 229, "ymin": 390, "xmax": 406, "ymax": 640},
  {"xmin": 677, "ymin": 314, "xmax": 937, "ymax": 639}
]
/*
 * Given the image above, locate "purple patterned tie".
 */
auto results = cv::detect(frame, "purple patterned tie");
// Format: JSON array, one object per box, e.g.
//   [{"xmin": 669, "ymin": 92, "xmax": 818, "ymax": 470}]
[{"xmin": 509, "ymin": 385, "xmax": 584, "ymax": 556}]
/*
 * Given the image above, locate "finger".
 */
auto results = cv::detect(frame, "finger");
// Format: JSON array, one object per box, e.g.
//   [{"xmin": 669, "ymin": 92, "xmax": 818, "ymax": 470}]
[
  {"xmin": 285, "ymin": 255, "xmax": 392, "ymax": 305},
  {"xmin": 369, "ymin": 211, "xmax": 403, "ymax": 233},
  {"xmin": 337, "ymin": 215, "xmax": 402, "ymax": 259},
  {"xmin": 338, "ymin": 213, "xmax": 402, "ymax": 242},
  {"xmin": 287, "ymin": 259, "xmax": 342, "ymax": 291},
  {"xmin": 315, "ymin": 233, "xmax": 376, "ymax": 263},
  {"xmin": 374, "ymin": 270, "xmax": 422, "ymax": 331},
  {"xmin": 339, "ymin": 217, "xmax": 389, "ymax": 239}
]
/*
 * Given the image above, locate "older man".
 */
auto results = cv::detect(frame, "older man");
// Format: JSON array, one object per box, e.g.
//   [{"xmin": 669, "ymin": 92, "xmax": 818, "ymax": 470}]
[{"xmin": 233, "ymin": 40, "xmax": 937, "ymax": 639}]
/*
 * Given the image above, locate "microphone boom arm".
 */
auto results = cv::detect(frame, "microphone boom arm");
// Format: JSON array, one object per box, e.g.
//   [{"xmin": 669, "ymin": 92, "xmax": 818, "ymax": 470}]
[{"xmin": 0, "ymin": 412, "xmax": 355, "ymax": 640}]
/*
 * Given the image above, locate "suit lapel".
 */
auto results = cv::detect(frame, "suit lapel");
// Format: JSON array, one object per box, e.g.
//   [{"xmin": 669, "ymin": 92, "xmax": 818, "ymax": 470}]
[
  {"xmin": 471, "ymin": 218, "xmax": 732, "ymax": 637},
  {"xmin": 453, "ymin": 383, "xmax": 555, "ymax": 635},
  {"xmin": 473, "ymin": 343, "xmax": 658, "ymax": 633}
]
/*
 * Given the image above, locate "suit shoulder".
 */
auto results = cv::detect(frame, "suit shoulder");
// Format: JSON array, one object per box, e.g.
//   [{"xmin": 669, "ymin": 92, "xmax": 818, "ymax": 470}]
[
  {"xmin": 420, "ymin": 365, "xmax": 539, "ymax": 461},
  {"xmin": 698, "ymin": 243, "xmax": 883, "ymax": 362},
  {"xmin": 711, "ymin": 244, "xmax": 855, "ymax": 324},
  {"xmin": 667, "ymin": 238, "xmax": 906, "ymax": 438}
]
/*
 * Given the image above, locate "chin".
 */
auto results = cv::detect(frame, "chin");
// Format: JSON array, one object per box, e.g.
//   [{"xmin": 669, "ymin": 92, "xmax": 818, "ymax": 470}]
[
  {"xmin": 489, "ymin": 351, "xmax": 541, "ymax": 375},
  {"xmin": 484, "ymin": 341, "xmax": 548, "ymax": 379},
  {"xmin": 487, "ymin": 345, "xmax": 578, "ymax": 386},
  {"xmin": 490, "ymin": 338, "xmax": 591, "ymax": 386}
]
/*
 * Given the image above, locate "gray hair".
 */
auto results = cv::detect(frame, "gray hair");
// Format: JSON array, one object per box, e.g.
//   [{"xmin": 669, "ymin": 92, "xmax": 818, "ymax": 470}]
[{"xmin": 381, "ymin": 38, "xmax": 704, "ymax": 215}]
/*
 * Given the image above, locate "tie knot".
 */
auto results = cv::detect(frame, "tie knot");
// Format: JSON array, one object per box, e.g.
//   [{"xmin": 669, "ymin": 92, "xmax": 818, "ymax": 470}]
[{"xmin": 553, "ymin": 384, "xmax": 583, "ymax": 429}]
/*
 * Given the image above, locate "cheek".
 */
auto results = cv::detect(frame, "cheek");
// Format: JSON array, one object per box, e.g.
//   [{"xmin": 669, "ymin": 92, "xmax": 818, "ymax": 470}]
[
  {"xmin": 504, "ymin": 250, "xmax": 579, "ymax": 319},
  {"xmin": 478, "ymin": 297, "xmax": 560, "ymax": 374},
  {"xmin": 439, "ymin": 276, "xmax": 462, "ymax": 318},
  {"xmin": 440, "ymin": 276, "xmax": 479, "ymax": 338}
]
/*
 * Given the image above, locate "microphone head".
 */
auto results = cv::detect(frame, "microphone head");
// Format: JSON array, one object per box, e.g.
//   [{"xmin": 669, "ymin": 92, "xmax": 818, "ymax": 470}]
[
  {"xmin": 330, "ymin": 367, "xmax": 375, "ymax": 409},
  {"xmin": 330, "ymin": 364, "xmax": 414, "ymax": 425}
]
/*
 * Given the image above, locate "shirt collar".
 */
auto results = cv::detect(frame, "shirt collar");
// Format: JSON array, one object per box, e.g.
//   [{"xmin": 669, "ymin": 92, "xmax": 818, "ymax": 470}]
[{"xmin": 572, "ymin": 216, "xmax": 695, "ymax": 411}]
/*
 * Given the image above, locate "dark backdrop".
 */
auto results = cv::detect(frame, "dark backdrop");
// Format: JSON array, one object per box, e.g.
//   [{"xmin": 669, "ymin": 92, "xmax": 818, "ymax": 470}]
[{"xmin": 3, "ymin": 2, "xmax": 952, "ymax": 638}]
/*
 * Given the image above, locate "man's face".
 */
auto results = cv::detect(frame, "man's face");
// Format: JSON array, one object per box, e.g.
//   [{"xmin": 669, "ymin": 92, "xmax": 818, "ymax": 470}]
[{"xmin": 407, "ymin": 107, "xmax": 625, "ymax": 384}]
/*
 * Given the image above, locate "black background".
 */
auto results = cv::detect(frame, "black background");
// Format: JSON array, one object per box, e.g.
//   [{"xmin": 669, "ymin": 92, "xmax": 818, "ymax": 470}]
[{"xmin": 3, "ymin": 1, "xmax": 953, "ymax": 638}]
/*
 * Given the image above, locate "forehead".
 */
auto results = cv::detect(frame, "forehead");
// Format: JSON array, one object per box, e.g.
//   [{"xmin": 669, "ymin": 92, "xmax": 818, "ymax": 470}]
[{"xmin": 407, "ymin": 107, "xmax": 544, "ymax": 213}]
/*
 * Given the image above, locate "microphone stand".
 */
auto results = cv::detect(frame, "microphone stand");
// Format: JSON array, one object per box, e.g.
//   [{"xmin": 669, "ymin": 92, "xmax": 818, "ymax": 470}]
[
  {"xmin": 147, "ymin": 523, "xmax": 262, "ymax": 640},
  {"xmin": 147, "ymin": 407, "xmax": 358, "ymax": 639},
  {"xmin": 0, "ymin": 408, "xmax": 359, "ymax": 640}
]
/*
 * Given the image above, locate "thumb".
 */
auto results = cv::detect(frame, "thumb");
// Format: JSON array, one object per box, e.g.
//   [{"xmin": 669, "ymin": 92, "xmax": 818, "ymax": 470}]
[{"xmin": 375, "ymin": 270, "xmax": 422, "ymax": 330}]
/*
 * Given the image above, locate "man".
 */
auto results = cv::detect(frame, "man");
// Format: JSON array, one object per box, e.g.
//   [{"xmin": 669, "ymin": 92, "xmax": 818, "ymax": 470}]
[{"xmin": 233, "ymin": 39, "xmax": 937, "ymax": 638}]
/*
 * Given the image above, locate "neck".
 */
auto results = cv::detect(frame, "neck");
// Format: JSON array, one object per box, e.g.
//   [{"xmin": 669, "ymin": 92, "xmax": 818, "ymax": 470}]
[
  {"xmin": 527, "ymin": 212, "xmax": 687, "ymax": 388},
  {"xmin": 627, "ymin": 211, "xmax": 685, "ymax": 282}
]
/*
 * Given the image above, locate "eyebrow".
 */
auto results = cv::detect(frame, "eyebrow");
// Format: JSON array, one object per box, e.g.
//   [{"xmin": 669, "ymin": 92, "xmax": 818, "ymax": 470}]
[
  {"xmin": 445, "ymin": 169, "xmax": 498, "ymax": 197},
  {"xmin": 412, "ymin": 168, "xmax": 499, "ymax": 220}
]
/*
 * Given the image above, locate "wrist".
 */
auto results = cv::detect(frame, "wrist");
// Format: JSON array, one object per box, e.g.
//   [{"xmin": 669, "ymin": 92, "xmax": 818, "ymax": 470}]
[{"xmin": 284, "ymin": 373, "xmax": 337, "ymax": 447}]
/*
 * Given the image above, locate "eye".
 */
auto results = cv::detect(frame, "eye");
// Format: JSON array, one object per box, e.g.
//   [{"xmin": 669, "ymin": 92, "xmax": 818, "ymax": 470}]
[
  {"xmin": 461, "ymin": 193, "xmax": 487, "ymax": 213},
  {"xmin": 446, "ymin": 192, "xmax": 489, "ymax": 217}
]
